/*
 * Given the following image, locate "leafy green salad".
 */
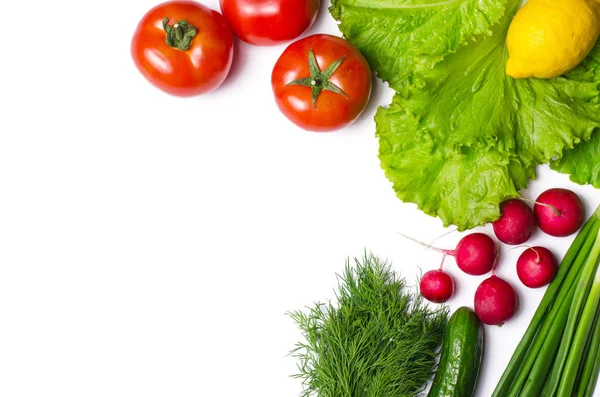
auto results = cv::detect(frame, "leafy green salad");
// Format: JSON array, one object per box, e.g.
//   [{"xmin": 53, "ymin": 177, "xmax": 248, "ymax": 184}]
[{"xmin": 330, "ymin": 0, "xmax": 600, "ymax": 230}]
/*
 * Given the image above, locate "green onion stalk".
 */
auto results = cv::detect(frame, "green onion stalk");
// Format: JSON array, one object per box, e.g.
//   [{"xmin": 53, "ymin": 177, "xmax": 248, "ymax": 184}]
[{"xmin": 493, "ymin": 205, "xmax": 600, "ymax": 397}]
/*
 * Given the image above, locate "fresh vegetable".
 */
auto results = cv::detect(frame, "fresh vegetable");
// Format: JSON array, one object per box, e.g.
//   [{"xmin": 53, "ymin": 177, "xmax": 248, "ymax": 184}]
[
  {"xmin": 506, "ymin": 0, "xmax": 600, "ymax": 79},
  {"xmin": 329, "ymin": 0, "xmax": 506, "ymax": 90},
  {"xmin": 534, "ymin": 188, "xmax": 585, "ymax": 237},
  {"xmin": 474, "ymin": 275, "xmax": 518, "ymax": 326},
  {"xmin": 131, "ymin": 1, "xmax": 234, "ymax": 96},
  {"xmin": 492, "ymin": 199, "xmax": 537, "ymax": 245},
  {"xmin": 454, "ymin": 233, "xmax": 498, "ymax": 275},
  {"xmin": 271, "ymin": 34, "xmax": 372, "ymax": 132},
  {"xmin": 516, "ymin": 246, "xmax": 557, "ymax": 288},
  {"xmin": 420, "ymin": 269, "xmax": 455, "ymax": 303},
  {"xmin": 289, "ymin": 254, "xmax": 448, "ymax": 397},
  {"xmin": 553, "ymin": 132, "xmax": 600, "ymax": 187},
  {"xmin": 329, "ymin": 0, "xmax": 600, "ymax": 230},
  {"xmin": 427, "ymin": 307, "xmax": 484, "ymax": 397},
  {"xmin": 219, "ymin": 0, "xmax": 319, "ymax": 45},
  {"xmin": 492, "ymin": 205, "xmax": 600, "ymax": 397},
  {"xmin": 401, "ymin": 233, "xmax": 498, "ymax": 276}
]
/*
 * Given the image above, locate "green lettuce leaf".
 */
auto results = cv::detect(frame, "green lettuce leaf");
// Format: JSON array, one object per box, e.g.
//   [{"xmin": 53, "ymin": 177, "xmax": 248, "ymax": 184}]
[
  {"xmin": 549, "ymin": 47, "xmax": 600, "ymax": 186},
  {"xmin": 329, "ymin": 0, "xmax": 507, "ymax": 90},
  {"xmin": 551, "ymin": 129, "xmax": 600, "ymax": 187},
  {"xmin": 370, "ymin": 0, "xmax": 600, "ymax": 229}
]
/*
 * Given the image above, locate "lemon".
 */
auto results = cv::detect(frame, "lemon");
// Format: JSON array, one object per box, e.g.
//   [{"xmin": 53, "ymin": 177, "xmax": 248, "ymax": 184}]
[{"xmin": 506, "ymin": 0, "xmax": 600, "ymax": 79}]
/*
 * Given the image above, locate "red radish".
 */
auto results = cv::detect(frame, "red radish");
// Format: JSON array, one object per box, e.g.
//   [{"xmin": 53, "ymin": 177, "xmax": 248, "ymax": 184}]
[
  {"xmin": 420, "ymin": 270, "xmax": 455, "ymax": 303},
  {"xmin": 400, "ymin": 232, "xmax": 498, "ymax": 276},
  {"xmin": 493, "ymin": 199, "xmax": 537, "ymax": 245},
  {"xmin": 516, "ymin": 246, "xmax": 557, "ymax": 288},
  {"xmin": 533, "ymin": 188, "xmax": 584, "ymax": 237},
  {"xmin": 454, "ymin": 233, "xmax": 498, "ymax": 275},
  {"xmin": 420, "ymin": 259, "xmax": 455, "ymax": 304},
  {"xmin": 474, "ymin": 275, "xmax": 518, "ymax": 326}
]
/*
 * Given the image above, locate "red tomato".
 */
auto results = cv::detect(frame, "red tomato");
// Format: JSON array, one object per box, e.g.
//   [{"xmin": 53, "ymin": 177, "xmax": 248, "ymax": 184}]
[
  {"xmin": 271, "ymin": 34, "xmax": 372, "ymax": 132},
  {"xmin": 219, "ymin": 0, "xmax": 319, "ymax": 45},
  {"xmin": 131, "ymin": 1, "xmax": 234, "ymax": 97}
]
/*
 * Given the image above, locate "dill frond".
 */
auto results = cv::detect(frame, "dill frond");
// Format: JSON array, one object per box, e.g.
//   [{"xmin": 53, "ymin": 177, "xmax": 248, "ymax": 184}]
[{"xmin": 288, "ymin": 253, "xmax": 449, "ymax": 397}]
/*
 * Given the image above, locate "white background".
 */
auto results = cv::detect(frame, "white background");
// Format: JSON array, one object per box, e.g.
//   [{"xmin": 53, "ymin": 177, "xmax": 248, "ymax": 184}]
[{"xmin": 2, "ymin": 0, "xmax": 600, "ymax": 396}]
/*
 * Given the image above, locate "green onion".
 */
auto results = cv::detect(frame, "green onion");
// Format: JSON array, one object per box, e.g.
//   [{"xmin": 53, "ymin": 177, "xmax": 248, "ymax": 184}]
[
  {"xmin": 558, "ymin": 255, "xmax": 600, "ymax": 396},
  {"xmin": 519, "ymin": 279, "xmax": 578, "ymax": 397},
  {"xmin": 541, "ymin": 230, "xmax": 600, "ymax": 396},
  {"xmin": 493, "ymin": 206, "xmax": 600, "ymax": 397},
  {"xmin": 575, "ymin": 297, "xmax": 600, "ymax": 397}
]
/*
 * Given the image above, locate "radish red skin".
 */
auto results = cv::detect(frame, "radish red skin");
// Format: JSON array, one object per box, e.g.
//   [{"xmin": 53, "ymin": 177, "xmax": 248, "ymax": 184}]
[
  {"xmin": 516, "ymin": 246, "xmax": 557, "ymax": 288},
  {"xmin": 534, "ymin": 188, "xmax": 584, "ymax": 237},
  {"xmin": 474, "ymin": 275, "xmax": 518, "ymax": 326},
  {"xmin": 399, "ymin": 232, "xmax": 497, "ymax": 275},
  {"xmin": 420, "ymin": 270, "xmax": 455, "ymax": 303},
  {"xmin": 454, "ymin": 233, "xmax": 497, "ymax": 276},
  {"xmin": 493, "ymin": 199, "xmax": 537, "ymax": 245}
]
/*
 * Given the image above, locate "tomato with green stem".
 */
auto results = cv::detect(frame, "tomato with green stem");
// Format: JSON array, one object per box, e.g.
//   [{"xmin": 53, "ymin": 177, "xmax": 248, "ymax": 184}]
[
  {"xmin": 271, "ymin": 34, "xmax": 372, "ymax": 132},
  {"xmin": 131, "ymin": 1, "xmax": 234, "ymax": 97}
]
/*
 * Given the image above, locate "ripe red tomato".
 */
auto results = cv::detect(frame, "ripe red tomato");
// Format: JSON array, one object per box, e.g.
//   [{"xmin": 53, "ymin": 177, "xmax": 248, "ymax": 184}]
[
  {"xmin": 271, "ymin": 34, "xmax": 372, "ymax": 132},
  {"xmin": 219, "ymin": 0, "xmax": 319, "ymax": 46},
  {"xmin": 131, "ymin": 1, "xmax": 234, "ymax": 97}
]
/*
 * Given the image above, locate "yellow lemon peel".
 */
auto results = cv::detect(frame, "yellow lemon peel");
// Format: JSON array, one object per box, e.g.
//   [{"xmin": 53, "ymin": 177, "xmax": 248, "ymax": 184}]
[{"xmin": 506, "ymin": 0, "xmax": 600, "ymax": 79}]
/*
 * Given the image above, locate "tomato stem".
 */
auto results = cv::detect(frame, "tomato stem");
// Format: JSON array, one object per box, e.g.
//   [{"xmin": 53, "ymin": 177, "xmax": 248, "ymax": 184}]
[
  {"xmin": 286, "ymin": 49, "xmax": 348, "ymax": 109},
  {"xmin": 162, "ymin": 18, "xmax": 197, "ymax": 51}
]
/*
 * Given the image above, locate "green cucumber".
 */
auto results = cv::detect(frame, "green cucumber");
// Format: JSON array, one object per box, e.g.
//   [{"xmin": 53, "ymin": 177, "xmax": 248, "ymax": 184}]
[{"xmin": 427, "ymin": 306, "xmax": 484, "ymax": 397}]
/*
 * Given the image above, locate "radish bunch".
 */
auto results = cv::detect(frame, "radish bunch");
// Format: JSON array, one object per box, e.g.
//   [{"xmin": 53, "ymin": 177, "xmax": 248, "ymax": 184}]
[
  {"xmin": 407, "ymin": 187, "xmax": 585, "ymax": 327},
  {"xmin": 493, "ymin": 188, "xmax": 584, "ymax": 243},
  {"xmin": 491, "ymin": 188, "xmax": 583, "ymax": 289},
  {"xmin": 403, "ymin": 231, "xmax": 517, "ymax": 326},
  {"xmin": 482, "ymin": 188, "xmax": 582, "ymax": 324}
]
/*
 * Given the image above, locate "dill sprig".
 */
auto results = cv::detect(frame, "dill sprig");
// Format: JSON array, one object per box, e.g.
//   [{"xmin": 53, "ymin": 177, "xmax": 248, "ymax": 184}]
[{"xmin": 288, "ymin": 253, "xmax": 449, "ymax": 397}]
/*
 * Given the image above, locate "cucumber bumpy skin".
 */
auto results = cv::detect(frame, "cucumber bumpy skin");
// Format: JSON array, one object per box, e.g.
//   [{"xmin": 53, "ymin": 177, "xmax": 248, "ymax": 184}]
[{"xmin": 427, "ymin": 306, "xmax": 484, "ymax": 397}]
